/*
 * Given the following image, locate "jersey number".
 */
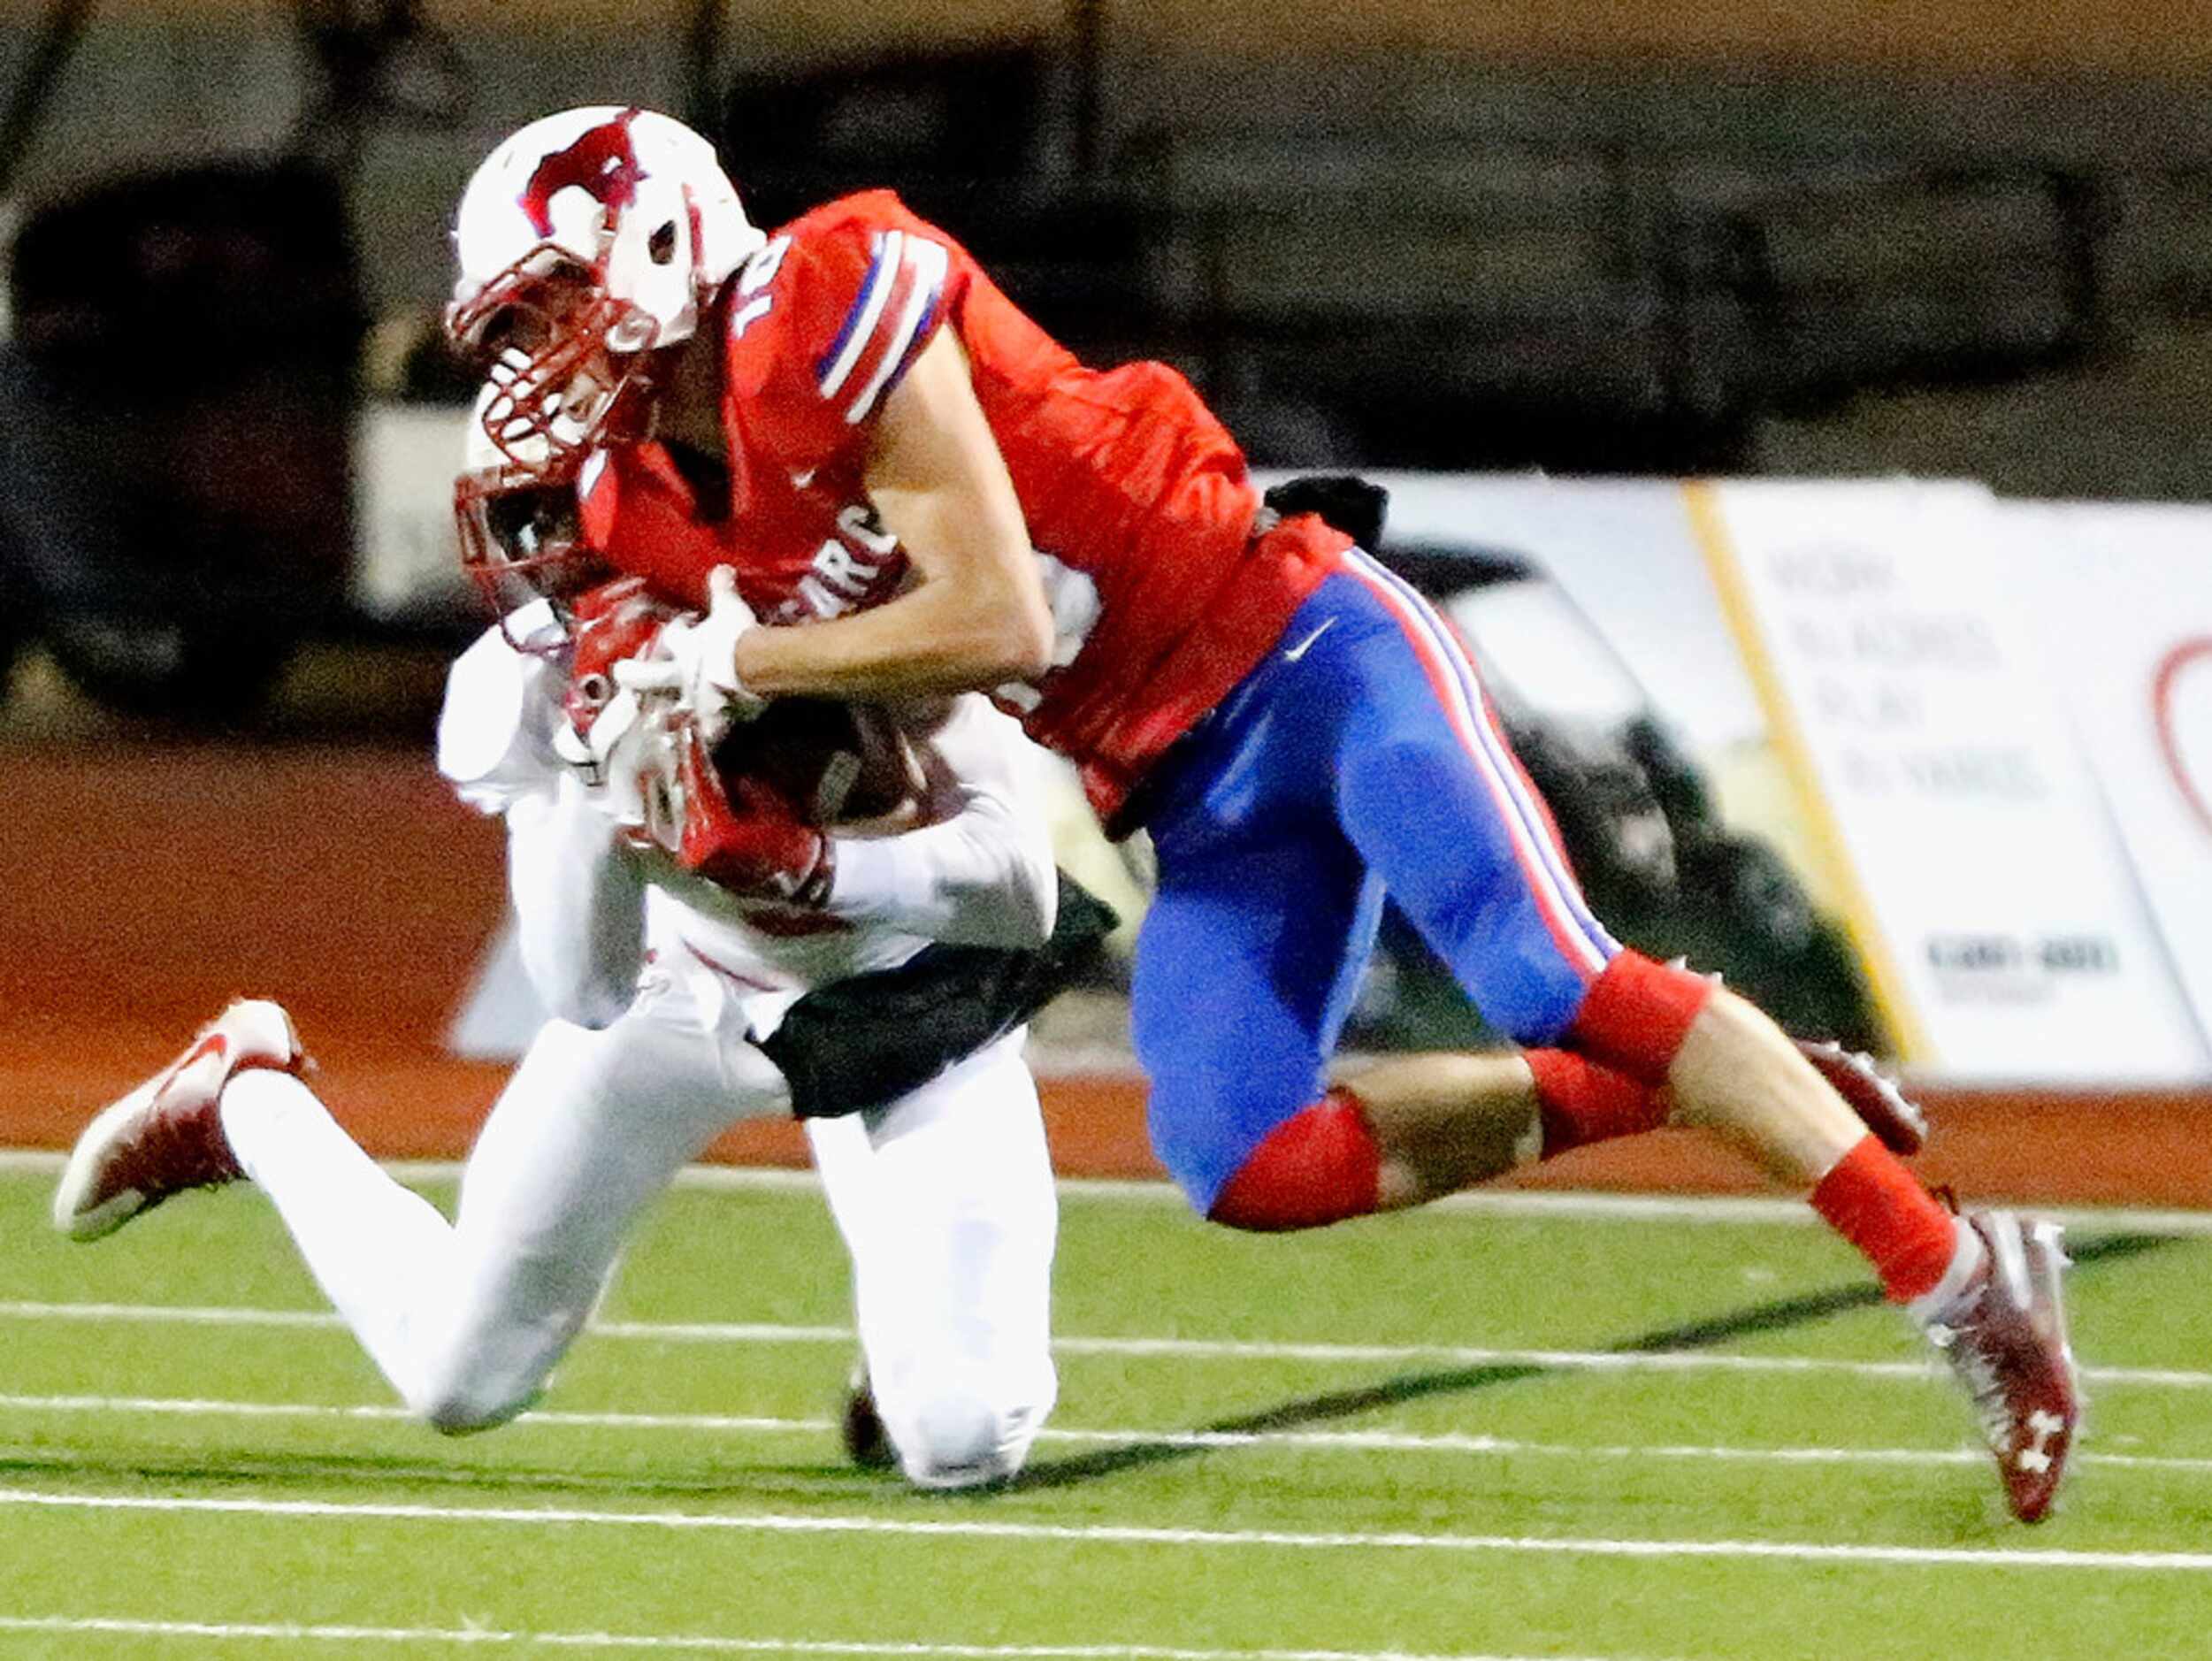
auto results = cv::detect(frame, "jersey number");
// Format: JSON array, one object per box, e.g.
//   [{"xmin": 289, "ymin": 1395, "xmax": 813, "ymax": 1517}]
[{"xmin": 729, "ymin": 235, "xmax": 792, "ymax": 341}]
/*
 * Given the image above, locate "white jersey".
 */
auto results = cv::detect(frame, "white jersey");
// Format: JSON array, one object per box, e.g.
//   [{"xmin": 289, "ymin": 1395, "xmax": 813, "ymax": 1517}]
[
  {"xmin": 435, "ymin": 603, "xmax": 1059, "ymax": 1049},
  {"xmin": 201, "ymin": 604, "xmax": 1060, "ymax": 1494}
]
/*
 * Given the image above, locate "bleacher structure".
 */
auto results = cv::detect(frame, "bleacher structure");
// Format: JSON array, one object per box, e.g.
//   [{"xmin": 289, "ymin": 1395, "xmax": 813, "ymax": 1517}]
[
  {"xmin": 719, "ymin": 42, "xmax": 2212, "ymax": 475},
  {"xmin": 5, "ymin": 4, "xmax": 2212, "ymax": 479}
]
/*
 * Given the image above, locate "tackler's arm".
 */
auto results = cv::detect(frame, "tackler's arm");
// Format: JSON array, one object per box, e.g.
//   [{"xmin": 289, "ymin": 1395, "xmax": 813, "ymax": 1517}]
[
  {"xmin": 821, "ymin": 696, "xmax": 1058, "ymax": 950},
  {"xmin": 502, "ymin": 769, "xmax": 647, "ymax": 1030},
  {"xmin": 436, "ymin": 610, "xmax": 649, "ymax": 1030}
]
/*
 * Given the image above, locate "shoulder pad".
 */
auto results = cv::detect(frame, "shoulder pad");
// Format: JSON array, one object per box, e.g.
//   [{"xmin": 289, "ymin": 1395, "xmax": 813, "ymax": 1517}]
[{"xmin": 437, "ymin": 612, "xmax": 565, "ymax": 814}]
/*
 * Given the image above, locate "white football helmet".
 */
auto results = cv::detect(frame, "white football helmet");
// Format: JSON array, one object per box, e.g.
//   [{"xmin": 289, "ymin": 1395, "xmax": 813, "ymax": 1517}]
[{"xmin": 446, "ymin": 106, "xmax": 763, "ymax": 476}]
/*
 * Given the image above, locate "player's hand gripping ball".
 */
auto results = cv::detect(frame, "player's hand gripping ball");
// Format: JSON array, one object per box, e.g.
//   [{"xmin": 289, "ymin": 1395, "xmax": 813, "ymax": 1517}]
[
  {"xmin": 611, "ymin": 565, "xmax": 767, "ymax": 745},
  {"xmin": 559, "ymin": 576, "xmax": 927, "ymax": 906},
  {"xmin": 675, "ymin": 700, "xmax": 927, "ymax": 911}
]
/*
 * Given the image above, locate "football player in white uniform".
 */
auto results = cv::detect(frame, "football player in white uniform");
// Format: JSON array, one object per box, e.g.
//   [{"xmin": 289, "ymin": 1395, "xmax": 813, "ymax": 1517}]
[{"xmin": 50, "ymin": 433, "xmax": 1112, "ymax": 1492}]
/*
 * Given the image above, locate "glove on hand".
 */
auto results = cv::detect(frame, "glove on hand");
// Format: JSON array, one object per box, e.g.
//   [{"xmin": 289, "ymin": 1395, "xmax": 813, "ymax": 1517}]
[
  {"xmin": 614, "ymin": 565, "xmax": 765, "ymax": 746},
  {"xmin": 547, "ymin": 687, "xmax": 683, "ymax": 847},
  {"xmin": 673, "ymin": 721, "xmax": 834, "ymax": 907},
  {"xmin": 550, "ymin": 578, "xmax": 689, "ymax": 842},
  {"xmin": 563, "ymin": 577, "xmax": 679, "ymax": 742}
]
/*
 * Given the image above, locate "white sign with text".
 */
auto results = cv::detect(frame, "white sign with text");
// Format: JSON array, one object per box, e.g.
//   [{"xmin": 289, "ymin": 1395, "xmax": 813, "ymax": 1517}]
[
  {"xmin": 1700, "ymin": 478, "xmax": 2207, "ymax": 1083},
  {"xmin": 2009, "ymin": 501, "xmax": 2212, "ymax": 1066}
]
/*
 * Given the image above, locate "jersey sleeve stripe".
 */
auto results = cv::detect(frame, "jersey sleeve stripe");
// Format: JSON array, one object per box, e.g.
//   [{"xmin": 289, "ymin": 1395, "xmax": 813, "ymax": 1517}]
[
  {"xmin": 843, "ymin": 235, "xmax": 950, "ymax": 425},
  {"xmin": 816, "ymin": 229, "xmax": 902, "ymax": 399}
]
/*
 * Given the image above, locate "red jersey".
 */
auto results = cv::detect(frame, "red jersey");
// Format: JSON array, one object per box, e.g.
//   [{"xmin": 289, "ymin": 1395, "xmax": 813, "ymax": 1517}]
[{"xmin": 578, "ymin": 189, "xmax": 1347, "ymax": 825}]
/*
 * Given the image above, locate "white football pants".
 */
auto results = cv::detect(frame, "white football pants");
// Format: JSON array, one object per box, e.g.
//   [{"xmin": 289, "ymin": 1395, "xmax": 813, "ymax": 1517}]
[{"xmin": 218, "ymin": 961, "xmax": 1058, "ymax": 1489}]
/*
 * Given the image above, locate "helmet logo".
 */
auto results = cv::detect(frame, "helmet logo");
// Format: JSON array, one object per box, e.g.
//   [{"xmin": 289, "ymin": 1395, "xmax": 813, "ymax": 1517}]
[{"xmin": 522, "ymin": 108, "xmax": 646, "ymax": 237}]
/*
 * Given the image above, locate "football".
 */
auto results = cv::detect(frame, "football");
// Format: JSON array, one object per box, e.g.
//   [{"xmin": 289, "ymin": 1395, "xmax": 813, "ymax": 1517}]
[{"xmin": 711, "ymin": 697, "xmax": 926, "ymax": 827}]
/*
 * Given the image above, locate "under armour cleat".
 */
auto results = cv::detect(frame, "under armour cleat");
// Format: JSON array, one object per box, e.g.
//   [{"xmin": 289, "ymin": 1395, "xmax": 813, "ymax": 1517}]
[
  {"xmin": 840, "ymin": 1362, "xmax": 897, "ymax": 1473},
  {"xmin": 1925, "ymin": 1210, "xmax": 2080, "ymax": 1524},
  {"xmin": 1797, "ymin": 1038, "xmax": 1929, "ymax": 1157},
  {"xmin": 51, "ymin": 999, "xmax": 306, "ymax": 1242}
]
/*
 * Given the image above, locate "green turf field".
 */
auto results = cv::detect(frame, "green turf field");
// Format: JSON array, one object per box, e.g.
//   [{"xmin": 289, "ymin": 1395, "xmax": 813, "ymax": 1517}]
[{"xmin": 0, "ymin": 1159, "xmax": 2208, "ymax": 1659}]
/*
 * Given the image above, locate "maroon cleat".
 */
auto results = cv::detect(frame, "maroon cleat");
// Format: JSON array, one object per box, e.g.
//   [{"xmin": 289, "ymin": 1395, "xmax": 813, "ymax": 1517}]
[
  {"xmin": 1797, "ymin": 1038, "xmax": 1929, "ymax": 1157},
  {"xmin": 51, "ymin": 999, "xmax": 306, "ymax": 1242},
  {"xmin": 1924, "ymin": 1211, "xmax": 2081, "ymax": 1523}
]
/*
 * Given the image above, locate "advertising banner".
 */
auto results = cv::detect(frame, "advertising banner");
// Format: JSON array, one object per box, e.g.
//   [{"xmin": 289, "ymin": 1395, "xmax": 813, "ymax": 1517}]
[
  {"xmin": 1692, "ymin": 479, "xmax": 2207, "ymax": 1083},
  {"xmin": 2009, "ymin": 501, "xmax": 2212, "ymax": 1066}
]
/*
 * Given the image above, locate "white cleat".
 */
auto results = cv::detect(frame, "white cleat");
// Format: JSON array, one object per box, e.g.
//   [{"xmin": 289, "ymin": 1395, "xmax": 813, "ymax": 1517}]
[{"xmin": 51, "ymin": 999, "xmax": 306, "ymax": 1242}]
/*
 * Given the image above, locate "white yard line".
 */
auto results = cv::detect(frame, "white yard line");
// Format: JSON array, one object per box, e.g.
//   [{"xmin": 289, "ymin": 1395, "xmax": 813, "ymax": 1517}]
[
  {"xmin": 0, "ymin": 1619, "xmax": 1651, "ymax": 1661},
  {"xmin": 4, "ymin": 1486, "xmax": 2209, "ymax": 1571},
  {"xmin": 4, "ymin": 1389, "xmax": 2209, "ymax": 1473},
  {"xmin": 0, "ymin": 1298, "xmax": 2203, "ymax": 1388},
  {"xmin": 1, "ymin": 1150, "xmax": 2208, "ymax": 1233}
]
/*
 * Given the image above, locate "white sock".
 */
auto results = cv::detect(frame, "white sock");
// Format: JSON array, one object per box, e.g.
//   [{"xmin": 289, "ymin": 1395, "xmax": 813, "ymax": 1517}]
[
  {"xmin": 219, "ymin": 1070, "xmax": 456, "ymax": 1404},
  {"xmin": 1906, "ymin": 1219, "xmax": 1987, "ymax": 1328}
]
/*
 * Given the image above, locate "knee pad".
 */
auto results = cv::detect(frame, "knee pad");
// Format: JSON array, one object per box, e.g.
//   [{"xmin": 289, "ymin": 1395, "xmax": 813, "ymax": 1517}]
[
  {"xmin": 1565, "ymin": 950, "xmax": 1716, "ymax": 1088},
  {"xmin": 1206, "ymin": 1089, "xmax": 1382, "ymax": 1232}
]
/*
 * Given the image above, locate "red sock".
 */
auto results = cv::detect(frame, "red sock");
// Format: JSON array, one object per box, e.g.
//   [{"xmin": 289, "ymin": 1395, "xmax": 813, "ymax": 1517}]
[
  {"xmin": 1809, "ymin": 1135, "xmax": 1959, "ymax": 1302},
  {"xmin": 1565, "ymin": 951, "xmax": 1717, "ymax": 1086},
  {"xmin": 1525, "ymin": 1049, "xmax": 1669, "ymax": 1157}
]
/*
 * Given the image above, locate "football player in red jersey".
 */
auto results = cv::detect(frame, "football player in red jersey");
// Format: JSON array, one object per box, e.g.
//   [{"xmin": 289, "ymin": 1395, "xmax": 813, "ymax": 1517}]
[{"xmin": 444, "ymin": 107, "xmax": 2078, "ymax": 1521}]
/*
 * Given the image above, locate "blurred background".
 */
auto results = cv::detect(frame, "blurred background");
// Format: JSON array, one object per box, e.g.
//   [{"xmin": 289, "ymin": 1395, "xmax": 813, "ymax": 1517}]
[{"xmin": 3, "ymin": 0, "xmax": 2209, "ymax": 1198}]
